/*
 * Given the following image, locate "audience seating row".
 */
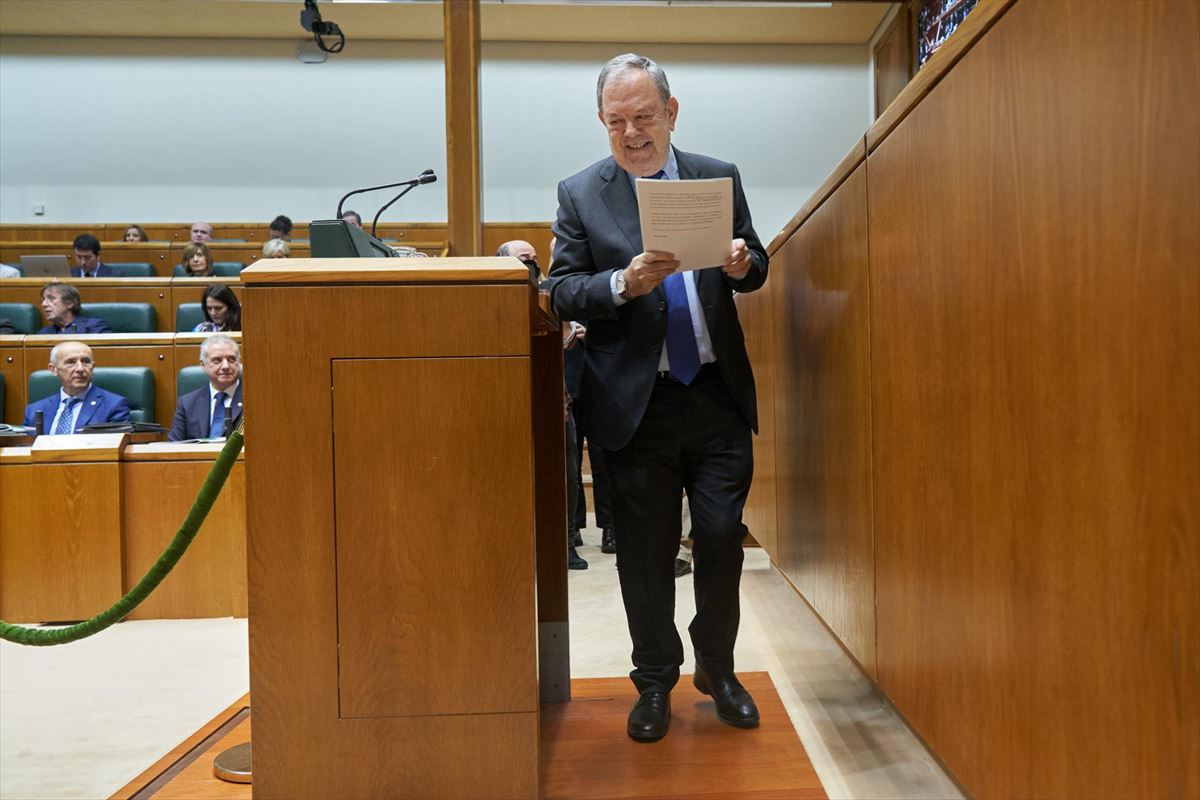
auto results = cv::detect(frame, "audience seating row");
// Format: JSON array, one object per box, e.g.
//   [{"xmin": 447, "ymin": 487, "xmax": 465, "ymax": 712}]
[
  {"xmin": 0, "ymin": 332, "xmax": 244, "ymax": 427},
  {"xmin": 0, "ymin": 221, "xmax": 460, "ymax": 243},
  {"xmin": 0, "ymin": 277, "xmax": 242, "ymax": 334}
]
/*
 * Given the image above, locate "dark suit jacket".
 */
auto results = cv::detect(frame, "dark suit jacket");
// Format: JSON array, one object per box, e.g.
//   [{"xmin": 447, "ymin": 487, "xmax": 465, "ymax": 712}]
[
  {"xmin": 544, "ymin": 147, "xmax": 768, "ymax": 451},
  {"xmin": 70, "ymin": 262, "xmax": 119, "ymax": 278},
  {"xmin": 169, "ymin": 383, "xmax": 244, "ymax": 441},
  {"xmin": 23, "ymin": 384, "xmax": 131, "ymax": 434},
  {"xmin": 36, "ymin": 316, "xmax": 111, "ymax": 335}
]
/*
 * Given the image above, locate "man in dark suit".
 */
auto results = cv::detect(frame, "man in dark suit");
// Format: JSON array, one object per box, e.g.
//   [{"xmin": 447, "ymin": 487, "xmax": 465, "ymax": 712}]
[
  {"xmin": 169, "ymin": 333, "xmax": 243, "ymax": 441},
  {"xmin": 70, "ymin": 234, "xmax": 119, "ymax": 278},
  {"xmin": 23, "ymin": 341, "xmax": 131, "ymax": 434},
  {"xmin": 37, "ymin": 282, "xmax": 111, "ymax": 334},
  {"xmin": 545, "ymin": 53, "xmax": 768, "ymax": 743}
]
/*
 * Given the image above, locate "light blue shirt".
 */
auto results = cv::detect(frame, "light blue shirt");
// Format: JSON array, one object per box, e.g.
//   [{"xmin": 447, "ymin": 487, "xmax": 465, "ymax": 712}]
[
  {"xmin": 49, "ymin": 386, "xmax": 89, "ymax": 434},
  {"xmin": 611, "ymin": 148, "xmax": 717, "ymax": 371}
]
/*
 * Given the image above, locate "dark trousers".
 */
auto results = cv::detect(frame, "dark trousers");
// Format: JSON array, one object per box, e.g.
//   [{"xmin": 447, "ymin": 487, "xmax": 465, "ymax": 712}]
[
  {"xmin": 570, "ymin": 402, "xmax": 614, "ymax": 532},
  {"xmin": 565, "ymin": 415, "xmax": 580, "ymax": 536},
  {"xmin": 604, "ymin": 366, "xmax": 753, "ymax": 694}
]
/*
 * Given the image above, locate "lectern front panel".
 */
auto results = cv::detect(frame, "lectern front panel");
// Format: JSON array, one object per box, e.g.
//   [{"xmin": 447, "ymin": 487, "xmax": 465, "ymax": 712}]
[{"xmin": 332, "ymin": 356, "xmax": 537, "ymax": 719}]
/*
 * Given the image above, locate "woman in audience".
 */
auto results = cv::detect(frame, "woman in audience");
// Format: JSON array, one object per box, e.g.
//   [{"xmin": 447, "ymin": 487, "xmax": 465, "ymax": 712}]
[
  {"xmin": 181, "ymin": 242, "xmax": 213, "ymax": 276},
  {"xmin": 193, "ymin": 284, "xmax": 241, "ymax": 333},
  {"xmin": 268, "ymin": 215, "xmax": 293, "ymax": 240},
  {"xmin": 123, "ymin": 224, "xmax": 149, "ymax": 242},
  {"xmin": 262, "ymin": 238, "xmax": 290, "ymax": 259}
]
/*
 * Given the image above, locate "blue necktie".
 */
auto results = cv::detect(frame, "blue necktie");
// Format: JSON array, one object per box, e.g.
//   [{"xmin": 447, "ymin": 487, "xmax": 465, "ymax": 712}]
[
  {"xmin": 646, "ymin": 169, "xmax": 702, "ymax": 385},
  {"xmin": 210, "ymin": 392, "xmax": 226, "ymax": 438},
  {"xmin": 53, "ymin": 397, "xmax": 79, "ymax": 435}
]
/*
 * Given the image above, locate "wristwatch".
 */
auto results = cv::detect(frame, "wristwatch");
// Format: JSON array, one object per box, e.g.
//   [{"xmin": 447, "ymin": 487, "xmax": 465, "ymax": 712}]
[{"xmin": 615, "ymin": 268, "xmax": 630, "ymax": 299}]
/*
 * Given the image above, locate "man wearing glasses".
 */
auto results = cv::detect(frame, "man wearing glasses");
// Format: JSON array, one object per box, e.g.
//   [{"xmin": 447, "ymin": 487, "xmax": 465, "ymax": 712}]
[{"xmin": 544, "ymin": 53, "xmax": 768, "ymax": 743}]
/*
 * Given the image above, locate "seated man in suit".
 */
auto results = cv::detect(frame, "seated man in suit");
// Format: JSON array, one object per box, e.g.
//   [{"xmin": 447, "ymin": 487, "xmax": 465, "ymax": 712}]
[
  {"xmin": 70, "ymin": 233, "xmax": 118, "ymax": 278},
  {"xmin": 169, "ymin": 333, "xmax": 243, "ymax": 441},
  {"xmin": 23, "ymin": 341, "xmax": 131, "ymax": 434},
  {"xmin": 37, "ymin": 282, "xmax": 111, "ymax": 334}
]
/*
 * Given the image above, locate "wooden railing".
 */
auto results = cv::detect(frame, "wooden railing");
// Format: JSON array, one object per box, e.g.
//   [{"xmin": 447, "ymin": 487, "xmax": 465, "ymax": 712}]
[{"xmin": 743, "ymin": 1, "xmax": 1199, "ymax": 797}]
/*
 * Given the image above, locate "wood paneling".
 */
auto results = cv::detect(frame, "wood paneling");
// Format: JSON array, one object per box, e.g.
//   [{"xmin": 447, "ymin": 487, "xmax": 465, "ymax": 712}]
[
  {"xmin": 735, "ymin": 288, "xmax": 778, "ymax": 558},
  {"xmin": 0, "ymin": 439, "xmax": 247, "ymax": 623},
  {"xmin": 865, "ymin": 0, "xmax": 1013, "ymax": 153},
  {"xmin": 116, "ymin": 672, "xmax": 824, "ymax": 800},
  {"xmin": 771, "ymin": 164, "xmax": 875, "ymax": 676},
  {"xmin": 444, "ymin": 0, "xmax": 483, "ymax": 257},
  {"xmin": 332, "ymin": 356, "xmax": 537, "ymax": 719},
  {"xmin": 121, "ymin": 457, "xmax": 246, "ymax": 620},
  {"xmin": 1, "ymin": 337, "xmax": 25, "ymax": 425},
  {"xmin": 866, "ymin": 1, "xmax": 1199, "ymax": 796},
  {"xmin": 0, "ymin": 460, "xmax": 124, "ymax": 622},
  {"xmin": 873, "ymin": 5, "xmax": 911, "ymax": 119},
  {"xmin": 243, "ymin": 266, "xmax": 541, "ymax": 797},
  {"xmin": 768, "ymin": 139, "xmax": 865, "ymax": 256}
]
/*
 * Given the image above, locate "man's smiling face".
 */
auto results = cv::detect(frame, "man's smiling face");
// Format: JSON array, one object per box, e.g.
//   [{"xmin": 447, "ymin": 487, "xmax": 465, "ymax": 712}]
[{"xmin": 599, "ymin": 70, "xmax": 677, "ymax": 178}]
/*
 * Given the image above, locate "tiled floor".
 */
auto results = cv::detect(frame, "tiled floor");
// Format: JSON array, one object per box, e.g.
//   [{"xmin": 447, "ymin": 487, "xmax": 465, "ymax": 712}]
[{"xmin": 0, "ymin": 528, "xmax": 962, "ymax": 800}]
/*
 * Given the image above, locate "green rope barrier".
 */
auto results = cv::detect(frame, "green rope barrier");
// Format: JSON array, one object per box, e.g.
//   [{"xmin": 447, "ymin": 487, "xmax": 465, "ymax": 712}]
[{"xmin": 0, "ymin": 426, "xmax": 245, "ymax": 646}]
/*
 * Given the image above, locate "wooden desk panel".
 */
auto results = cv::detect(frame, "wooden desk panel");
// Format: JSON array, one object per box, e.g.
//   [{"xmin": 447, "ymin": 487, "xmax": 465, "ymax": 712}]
[
  {"xmin": 24, "ymin": 334, "xmax": 176, "ymax": 427},
  {"xmin": 0, "ymin": 460, "xmax": 124, "ymax": 622},
  {"xmin": 1, "ymin": 338, "xmax": 25, "ymax": 425},
  {"xmin": 0, "ymin": 442, "xmax": 247, "ymax": 623},
  {"xmin": 122, "ymin": 451, "xmax": 246, "ymax": 620},
  {"xmin": 771, "ymin": 164, "xmax": 875, "ymax": 676}
]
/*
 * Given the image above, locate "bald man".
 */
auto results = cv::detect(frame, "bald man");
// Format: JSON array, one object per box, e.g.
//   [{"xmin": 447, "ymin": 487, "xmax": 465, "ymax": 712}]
[
  {"xmin": 23, "ymin": 341, "xmax": 131, "ymax": 434},
  {"xmin": 496, "ymin": 240, "xmax": 539, "ymax": 281}
]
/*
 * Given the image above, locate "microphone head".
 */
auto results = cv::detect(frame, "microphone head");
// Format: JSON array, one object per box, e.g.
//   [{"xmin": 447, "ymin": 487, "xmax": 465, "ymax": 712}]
[{"xmin": 419, "ymin": 171, "xmax": 438, "ymax": 185}]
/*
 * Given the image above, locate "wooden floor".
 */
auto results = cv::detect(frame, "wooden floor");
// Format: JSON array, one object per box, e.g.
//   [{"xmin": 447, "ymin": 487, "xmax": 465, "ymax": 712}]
[{"xmin": 113, "ymin": 672, "xmax": 824, "ymax": 799}]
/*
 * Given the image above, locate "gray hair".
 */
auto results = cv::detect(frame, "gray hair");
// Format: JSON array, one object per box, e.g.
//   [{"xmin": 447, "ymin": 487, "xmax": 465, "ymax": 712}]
[
  {"xmin": 49, "ymin": 340, "xmax": 91, "ymax": 366},
  {"xmin": 495, "ymin": 243, "xmax": 513, "ymax": 257},
  {"xmin": 596, "ymin": 53, "xmax": 670, "ymax": 112},
  {"xmin": 262, "ymin": 238, "xmax": 290, "ymax": 258},
  {"xmin": 200, "ymin": 333, "xmax": 241, "ymax": 363}
]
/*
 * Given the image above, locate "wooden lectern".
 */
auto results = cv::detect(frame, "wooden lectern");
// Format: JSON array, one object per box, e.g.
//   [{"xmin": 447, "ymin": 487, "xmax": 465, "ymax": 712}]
[{"xmin": 240, "ymin": 259, "xmax": 567, "ymax": 798}]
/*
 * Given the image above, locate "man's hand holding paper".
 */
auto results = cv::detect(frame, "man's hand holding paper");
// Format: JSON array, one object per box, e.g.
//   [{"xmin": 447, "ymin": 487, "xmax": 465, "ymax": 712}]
[{"xmin": 636, "ymin": 176, "xmax": 733, "ymax": 271}]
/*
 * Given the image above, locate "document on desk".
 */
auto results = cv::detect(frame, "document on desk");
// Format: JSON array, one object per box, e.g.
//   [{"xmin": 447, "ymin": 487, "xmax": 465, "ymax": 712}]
[{"xmin": 636, "ymin": 176, "xmax": 732, "ymax": 272}]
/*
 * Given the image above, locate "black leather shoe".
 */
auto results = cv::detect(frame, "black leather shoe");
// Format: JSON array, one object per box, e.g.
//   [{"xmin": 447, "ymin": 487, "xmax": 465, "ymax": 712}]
[
  {"xmin": 674, "ymin": 558, "xmax": 692, "ymax": 577},
  {"xmin": 627, "ymin": 691, "xmax": 670, "ymax": 742},
  {"xmin": 600, "ymin": 528, "xmax": 616, "ymax": 554},
  {"xmin": 693, "ymin": 667, "xmax": 759, "ymax": 728},
  {"xmin": 568, "ymin": 546, "xmax": 588, "ymax": 570},
  {"xmin": 569, "ymin": 529, "xmax": 583, "ymax": 547}
]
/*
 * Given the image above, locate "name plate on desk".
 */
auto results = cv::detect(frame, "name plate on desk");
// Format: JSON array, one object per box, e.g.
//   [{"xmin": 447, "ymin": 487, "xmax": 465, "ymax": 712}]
[{"xmin": 30, "ymin": 432, "xmax": 127, "ymax": 462}]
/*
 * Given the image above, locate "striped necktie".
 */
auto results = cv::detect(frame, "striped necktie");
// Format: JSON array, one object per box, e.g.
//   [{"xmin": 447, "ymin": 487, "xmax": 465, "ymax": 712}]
[{"xmin": 53, "ymin": 396, "xmax": 79, "ymax": 435}]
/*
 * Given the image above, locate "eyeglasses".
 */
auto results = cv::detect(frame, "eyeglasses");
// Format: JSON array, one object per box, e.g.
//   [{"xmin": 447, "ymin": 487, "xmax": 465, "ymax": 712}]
[{"xmin": 604, "ymin": 110, "xmax": 667, "ymax": 132}]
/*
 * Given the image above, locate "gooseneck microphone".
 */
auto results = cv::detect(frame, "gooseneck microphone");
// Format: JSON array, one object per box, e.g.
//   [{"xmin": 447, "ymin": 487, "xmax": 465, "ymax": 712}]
[
  {"xmin": 371, "ymin": 170, "xmax": 437, "ymax": 237},
  {"xmin": 336, "ymin": 169, "xmax": 437, "ymax": 220}
]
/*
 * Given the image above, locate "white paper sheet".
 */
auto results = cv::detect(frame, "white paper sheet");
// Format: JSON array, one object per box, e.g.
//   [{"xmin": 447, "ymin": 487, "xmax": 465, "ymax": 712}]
[{"xmin": 636, "ymin": 177, "xmax": 733, "ymax": 271}]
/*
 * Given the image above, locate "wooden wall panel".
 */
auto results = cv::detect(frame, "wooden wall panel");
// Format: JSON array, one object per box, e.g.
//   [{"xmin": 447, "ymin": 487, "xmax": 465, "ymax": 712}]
[
  {"xmin": 0, "ymin": 462, "xmax": 124, "ymax": 622},
  {"xmin": 866, "ymin": 2, "xmax": 1199, "ymax": 796},
  {"xmin": 735, "ymin": 286, "xmax": 778, "ymax": 557},
  {"xmin": 332, "ymin": 357, "xmax": 536, "ymax": 719},
  {"xmin": 1, "ymin": 340, "xmax": 25, "ymax": 425},
  {"xmin": 122, "ymin": 459, "xmax": 246, "ymax": 620},
  {"xmin": 771, "ymin": 164, "xmax": 876, "ymax": 675}
]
